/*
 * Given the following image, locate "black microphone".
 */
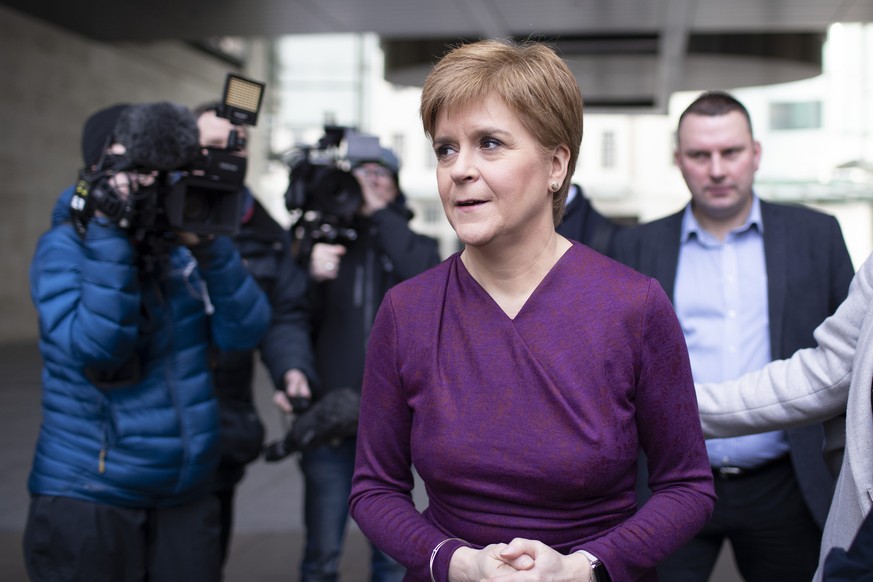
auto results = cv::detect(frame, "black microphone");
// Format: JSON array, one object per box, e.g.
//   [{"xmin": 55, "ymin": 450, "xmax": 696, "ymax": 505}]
[
  {"xmin": 263, "ymin": 388, "xmax": 361, "ymax": 462},
  {"xmin": 114, "ymin": 101, "xmax": 200, "ymax": 171}
]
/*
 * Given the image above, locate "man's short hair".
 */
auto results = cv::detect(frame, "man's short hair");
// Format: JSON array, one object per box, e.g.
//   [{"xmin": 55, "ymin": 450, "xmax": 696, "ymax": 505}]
[{"xmin": 678, "ymin": 90, "xmax": 754, "ymax": 138}]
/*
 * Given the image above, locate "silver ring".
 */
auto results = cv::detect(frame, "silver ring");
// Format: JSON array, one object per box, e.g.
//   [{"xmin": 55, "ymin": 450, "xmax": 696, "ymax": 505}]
[{"xmin": 324, "ymin": 261, "xmax": 335, "ymax": 271}]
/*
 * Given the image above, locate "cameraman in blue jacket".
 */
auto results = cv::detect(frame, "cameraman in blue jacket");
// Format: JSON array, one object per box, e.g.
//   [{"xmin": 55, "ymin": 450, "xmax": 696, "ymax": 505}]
[{"xmin": 23, "ymin": 103, "xmax": 271, "ymax": 582}]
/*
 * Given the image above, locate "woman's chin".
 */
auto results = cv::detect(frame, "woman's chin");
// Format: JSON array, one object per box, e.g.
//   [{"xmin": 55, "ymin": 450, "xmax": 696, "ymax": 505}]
[{"xmin": 454, "ymin": 226, "xmax": 494, "ymax": 249}]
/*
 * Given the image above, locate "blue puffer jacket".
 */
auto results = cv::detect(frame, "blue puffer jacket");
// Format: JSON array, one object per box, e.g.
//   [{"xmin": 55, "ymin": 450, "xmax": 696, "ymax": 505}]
[{"xmin": 28, "ymin": 186, "xmax": 271, "ymax": 508}]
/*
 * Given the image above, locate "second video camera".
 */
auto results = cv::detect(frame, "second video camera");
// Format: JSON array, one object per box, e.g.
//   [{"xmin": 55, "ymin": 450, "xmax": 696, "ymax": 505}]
[{"xmin": 283, "ymin": 127, "xmax": 383, "ymax": 261}]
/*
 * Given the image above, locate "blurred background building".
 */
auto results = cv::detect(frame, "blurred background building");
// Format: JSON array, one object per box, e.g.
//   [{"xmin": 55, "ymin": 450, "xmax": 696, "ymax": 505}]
[
  {"xmin": 262, "ymin": 24, "xmax": 873, "ymax": 266},
  {"xmin": 3, "ymin": 0, "xmax": 873, "ymax": 343}
]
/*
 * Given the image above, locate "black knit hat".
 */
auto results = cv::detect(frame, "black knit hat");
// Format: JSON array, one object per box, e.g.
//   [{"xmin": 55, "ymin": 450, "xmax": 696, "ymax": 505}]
[{"xmin": 81, "ymin": 103, "xmax": 130, "ymax": 167}]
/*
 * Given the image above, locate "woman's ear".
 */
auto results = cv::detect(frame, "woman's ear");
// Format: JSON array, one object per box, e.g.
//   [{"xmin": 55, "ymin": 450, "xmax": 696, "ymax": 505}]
[{"xmin": 550, "ymin": 144, "xmax": 571, "ymax": 186}]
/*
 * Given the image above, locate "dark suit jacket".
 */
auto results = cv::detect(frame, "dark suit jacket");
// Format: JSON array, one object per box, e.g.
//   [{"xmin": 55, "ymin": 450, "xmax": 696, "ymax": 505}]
[{"xmin": 613, "ymin": 198, "xmax": 854, "ymax": 527}]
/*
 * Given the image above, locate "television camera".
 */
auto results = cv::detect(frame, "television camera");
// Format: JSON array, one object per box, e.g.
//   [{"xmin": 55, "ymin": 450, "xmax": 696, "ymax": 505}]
[
  {"xmin": 70, "ymin": 74, "xmax": 266, "ymax": 253},
  {"xmin": 283, "ymin": 126, "xmax": 384, "ymax": 263}
]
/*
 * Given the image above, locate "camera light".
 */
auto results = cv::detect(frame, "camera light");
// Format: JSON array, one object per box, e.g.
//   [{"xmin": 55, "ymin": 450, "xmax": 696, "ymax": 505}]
[{"xmin": 221, "ymin": 74, "xmax": 265, "ymax": 126}]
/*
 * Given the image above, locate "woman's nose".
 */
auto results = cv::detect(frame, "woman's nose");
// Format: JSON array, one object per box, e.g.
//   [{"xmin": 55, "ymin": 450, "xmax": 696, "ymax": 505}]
[{"xmin": 449, "ymin": 149, "xmax": 477, "ymax": 183}]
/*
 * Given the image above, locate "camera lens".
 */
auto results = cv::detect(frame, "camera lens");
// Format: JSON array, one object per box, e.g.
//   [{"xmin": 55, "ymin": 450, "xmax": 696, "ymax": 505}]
[{"xmin": 182, "ymin": 192, "xmax": 211, "ymax": 223}]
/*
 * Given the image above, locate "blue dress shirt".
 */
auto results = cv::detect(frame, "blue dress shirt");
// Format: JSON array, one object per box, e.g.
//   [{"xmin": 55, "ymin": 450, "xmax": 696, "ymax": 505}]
[{"xmin": 675, "ymin": 197, "xmax": 790, "ymax": 469}]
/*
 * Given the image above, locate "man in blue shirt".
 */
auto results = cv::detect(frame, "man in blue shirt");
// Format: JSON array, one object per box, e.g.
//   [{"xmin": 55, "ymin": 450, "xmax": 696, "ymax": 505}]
[{"xmin": 614, "ymin": 90, "xmax": 854, "ymax": 581}]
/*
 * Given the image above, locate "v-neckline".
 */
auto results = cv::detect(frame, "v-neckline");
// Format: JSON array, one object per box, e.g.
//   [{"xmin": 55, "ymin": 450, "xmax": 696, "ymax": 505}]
[{"xmin": 456, "ymin": 243, "xmax": 576, "ymax": 321}]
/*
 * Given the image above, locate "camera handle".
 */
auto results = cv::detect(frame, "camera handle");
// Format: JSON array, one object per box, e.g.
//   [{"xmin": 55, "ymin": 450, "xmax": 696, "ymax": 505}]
[{"xmin": 70, "ymin": 171, "xmax": 133, "ymax": 236}]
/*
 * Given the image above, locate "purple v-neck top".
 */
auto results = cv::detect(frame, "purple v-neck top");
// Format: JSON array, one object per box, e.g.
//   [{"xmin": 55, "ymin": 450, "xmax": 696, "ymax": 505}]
[{"xmin": 350, "ymin": 242, "xmax": 715, "ymax": 582}]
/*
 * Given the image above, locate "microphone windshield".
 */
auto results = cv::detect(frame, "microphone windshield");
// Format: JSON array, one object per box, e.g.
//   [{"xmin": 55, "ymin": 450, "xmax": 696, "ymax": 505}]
[{"xmin": 115, "ymin": 102, "xmax": 200, "ymax": 171}]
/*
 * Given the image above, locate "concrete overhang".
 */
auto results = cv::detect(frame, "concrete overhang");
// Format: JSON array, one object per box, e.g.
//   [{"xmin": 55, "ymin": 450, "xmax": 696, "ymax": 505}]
[{"xmin": 2, "ymin": 0, "xmax": 871, "ymax": 113}]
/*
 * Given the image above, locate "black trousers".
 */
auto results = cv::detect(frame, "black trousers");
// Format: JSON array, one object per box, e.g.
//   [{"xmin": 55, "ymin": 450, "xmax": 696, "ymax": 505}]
[
  {"xmin": 214, "ymin": 486, "xmax": 236, "ymax": 566},
  {"xmin": 23, "ymin": 494, "xmax": 221, "ymax": 582},
  {"xmin": 657, "ymin": 456, "xmax": 822, "ymax": 582}
]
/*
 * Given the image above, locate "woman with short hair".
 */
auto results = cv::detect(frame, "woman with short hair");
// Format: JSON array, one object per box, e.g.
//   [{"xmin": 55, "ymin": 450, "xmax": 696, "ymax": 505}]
[{"xmin": 349, "ymin": 39, "xmax": 715, "ymax": 582}]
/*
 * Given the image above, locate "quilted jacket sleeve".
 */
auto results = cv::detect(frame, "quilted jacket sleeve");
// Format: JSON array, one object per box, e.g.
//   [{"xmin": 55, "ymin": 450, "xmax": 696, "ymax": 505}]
[
  {"xmin": 196, "ymin": 235, "xmax": 271, "ymax": 352},
  {"xmin": 258, "ymin": 248, "xmax": 317, "ymax": 391},
  {"xmin": 30, "ymin": 219, "xmax": 140, "ymax": 367}
]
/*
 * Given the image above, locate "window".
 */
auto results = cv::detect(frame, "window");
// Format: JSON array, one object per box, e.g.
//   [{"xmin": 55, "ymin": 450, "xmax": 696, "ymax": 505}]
[
  {"xmin": 423, "ymin": 202, "xmax": 442, "ymax": 225},
  {"xmin": 769, "ymin": 101, "xmax": 822, "ymax": 130},
  {"xmin": 391, "ymin": 134, "xmax": 405, "ymax": 166},
  {"xmin": 425, "ymin": 140, "xmax": 437, "ymax": 169},
  {"xmin": 601, "ymin": 130, "xmax": 616, "ymax": 168}
]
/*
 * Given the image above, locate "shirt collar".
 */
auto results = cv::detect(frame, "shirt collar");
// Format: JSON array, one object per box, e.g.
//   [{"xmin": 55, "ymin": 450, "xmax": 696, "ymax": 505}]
[
  {"xmin": 681, "ymin": 195, "xmax": 764, "ymax": 244},
  {"xmin": 565, "ymin": 184, "xmax": 580, "ymax": 206}
]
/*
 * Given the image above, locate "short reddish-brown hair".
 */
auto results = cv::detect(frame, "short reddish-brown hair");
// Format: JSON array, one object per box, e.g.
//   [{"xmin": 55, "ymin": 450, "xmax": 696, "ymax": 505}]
[{"xmin": 420, "ymin": 39, "xmax": 584, "ymax": 226}]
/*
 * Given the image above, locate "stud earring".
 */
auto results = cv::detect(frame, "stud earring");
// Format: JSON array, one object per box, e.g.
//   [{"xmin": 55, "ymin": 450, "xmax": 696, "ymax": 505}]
[{"xmin": 550, "ymin": 181, "xmax": 559, "ymax": 192}]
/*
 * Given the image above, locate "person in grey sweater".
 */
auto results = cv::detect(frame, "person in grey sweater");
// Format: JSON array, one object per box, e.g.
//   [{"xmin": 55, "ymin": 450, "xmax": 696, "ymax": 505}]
[{"xmin": 696, "ymin": 253, "xmax": 873, "ymax": 582}]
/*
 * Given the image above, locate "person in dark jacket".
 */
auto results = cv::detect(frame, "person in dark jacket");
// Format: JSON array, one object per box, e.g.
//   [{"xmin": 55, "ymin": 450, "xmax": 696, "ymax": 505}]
[
  {"xmin": 556, "ymin": 183, "xmax": 624, "ymax": 257},
  {"xmin": 194, "ymin": 102, "xmax": 317, "ymax": 566},
  {"xmin": 285, "ymin": 145, "xmax": 441, "ymax": 582},
  {"xmin": 825, "ymin": 509, "xmax": 873, "ymax": 582},
  {"xmin": 23, "ymin": 103, "xmax": 271, "ymax": 582}
]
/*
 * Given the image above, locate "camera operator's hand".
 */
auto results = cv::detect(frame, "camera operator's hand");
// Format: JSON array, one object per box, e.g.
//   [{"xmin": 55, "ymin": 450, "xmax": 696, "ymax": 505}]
[
  {"xmin": 93, "ymin": 170, "xmax": 156, "ymax": 221},
  {"xmin": 353, "ymin": 163, "xmax": 398, "ymax": 216},
  {"xmin": 310, "ymin": 243, "xmax": 346, "ymax": 282},
  {"xmin": 177, "ymin": 232, "xmax": 217, "ymax": 270},
  {"xmin": 272, "ymin": 368, "xmax": 311, "ymax": 414},
  {"xmin": 92, "ymin": 141, "xmax": 158, "ymax": 218},
  {"xmin": 176, "ymin": 231, "xmax": 216, "ymax": 249}
]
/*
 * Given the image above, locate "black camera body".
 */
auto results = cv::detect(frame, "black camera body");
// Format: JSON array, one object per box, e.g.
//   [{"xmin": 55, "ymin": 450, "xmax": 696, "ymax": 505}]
[
  {"xmin": 71, "ymin": 74, "xmax": 265, "ymax": 242},
  {"xmin": 167, "ymin": 146, "xmax": 248, "ymax": 235},
  {"xmin": 284, "ymin": 127, "xmax": 383, "ymax": 262}
]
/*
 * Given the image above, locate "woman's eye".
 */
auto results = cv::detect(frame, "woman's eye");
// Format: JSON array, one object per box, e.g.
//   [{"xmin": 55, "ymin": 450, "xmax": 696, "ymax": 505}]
[
  {"xmin": 481, "ymin": 137, "xmax": 502, "ymax": 150},
  {"xmin": 434, "ymin": 144, "xmax": 456, "ymax": 159}
]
